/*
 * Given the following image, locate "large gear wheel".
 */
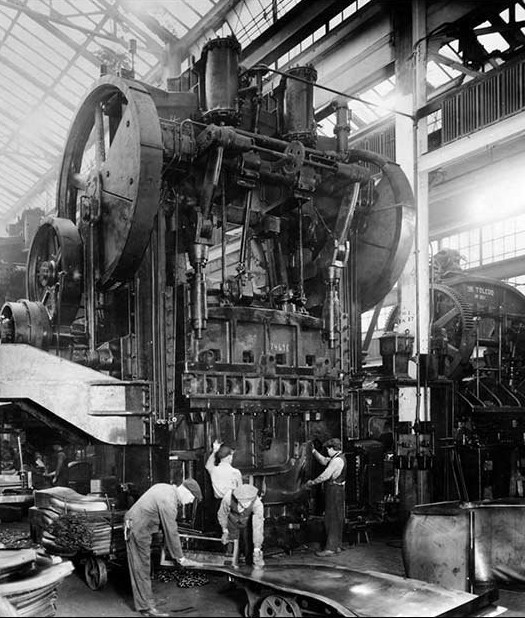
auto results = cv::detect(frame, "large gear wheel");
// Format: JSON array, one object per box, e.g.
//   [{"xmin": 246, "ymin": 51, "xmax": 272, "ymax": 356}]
[
  {"xmin": 56, "ymin": 75, "xmax": 163, "ymax": 289},
  {"xmin": 26, "ymin": 217, "xmax": 83, "ymax": 326},
  {"xmin": 430, "ymin": 283, "xmax": 475, "ymax": 379},
  {"xmin": 386, "ymin": 283, "xmax": 475, "ymax": 380}
]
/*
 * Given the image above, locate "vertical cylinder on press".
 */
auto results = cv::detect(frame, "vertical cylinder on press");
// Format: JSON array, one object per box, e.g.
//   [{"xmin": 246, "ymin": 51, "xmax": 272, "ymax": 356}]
[
  {"xmin": 200, "ymin": 36, "xmax": 241, "ymax": 125},
  {"xmin": 282, "ymin": 66, "xmax": 318, "ymax": 147}
]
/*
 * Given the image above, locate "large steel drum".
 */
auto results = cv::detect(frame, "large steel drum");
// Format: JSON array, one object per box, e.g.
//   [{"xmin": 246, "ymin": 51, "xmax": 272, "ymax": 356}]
[{"xmin": 403, "ymin": 499, "xmax": 525, "ymax": 591}]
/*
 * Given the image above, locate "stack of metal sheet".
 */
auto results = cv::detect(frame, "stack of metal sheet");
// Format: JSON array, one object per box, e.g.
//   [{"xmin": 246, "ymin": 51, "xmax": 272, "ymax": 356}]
[
  {"xmin": 33, "ymin": 488, "xmax": 109, "ymax": 512},
  {"xmin": 0, "ymin": 549, "xmax": 73, "ymax": 616},
  {"xmin": 81, "ymin": 513, "xmax": 126, "ymax": 557},
  {"xmin": 32, "ymin": 488, "xmax": 125, "ymax": 558},
  {"xmin": 39, "ymin": 512, "xmax": 126, "ymax": 557}
]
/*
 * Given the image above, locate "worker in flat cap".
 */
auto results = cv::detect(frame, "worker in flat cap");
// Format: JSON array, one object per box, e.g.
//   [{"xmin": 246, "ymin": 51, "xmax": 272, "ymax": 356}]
[
  {"xmin": 305, "ymin": 437, "xmax": 347, "ymax": 557},
  {"xmin": 124, "ymin": 479, "xmax": 203, "ymax": 617},
  {"xmin": 218, "ymin": 483, "xmax": 265, "ymax": 569}
]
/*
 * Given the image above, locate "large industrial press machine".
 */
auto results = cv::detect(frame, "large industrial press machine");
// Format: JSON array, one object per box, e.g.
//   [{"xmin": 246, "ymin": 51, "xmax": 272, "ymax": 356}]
[
  {"xmin": 0, "ymin": 36, "xmax": 415, "ymax": 539},
  {"xmin": 1, "ymin": 33, "xmax": 525, "ymax": 546}
]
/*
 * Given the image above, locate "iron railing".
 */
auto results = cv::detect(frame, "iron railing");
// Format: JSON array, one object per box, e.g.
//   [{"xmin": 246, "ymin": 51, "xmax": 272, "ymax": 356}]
[
  {"xmin": 347, "ymin": 57, "xmax": 525, "ymax": 155},
  {"xmin": 442, "ymin": 58, "xmax": 525, "ymax": 144}
]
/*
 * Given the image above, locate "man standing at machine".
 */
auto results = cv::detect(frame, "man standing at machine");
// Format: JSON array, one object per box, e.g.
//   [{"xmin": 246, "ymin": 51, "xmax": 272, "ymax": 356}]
[
  {"xmin": 124, "ymin": 479, "xmax": 203, "ymax": 617},
  {"xmin": 306, "ymin": 437, "xmax": 347, "ymax": 557}
]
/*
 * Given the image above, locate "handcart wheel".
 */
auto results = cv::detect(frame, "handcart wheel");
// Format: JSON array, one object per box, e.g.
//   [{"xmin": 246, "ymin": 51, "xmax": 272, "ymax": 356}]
[
  {"xmin": 257, "ymin": 594, "xmax": 302, "ymax": 617},
  {"xmin": 84, "ymin": 556, "xmax": 108, "ymax": 591}
]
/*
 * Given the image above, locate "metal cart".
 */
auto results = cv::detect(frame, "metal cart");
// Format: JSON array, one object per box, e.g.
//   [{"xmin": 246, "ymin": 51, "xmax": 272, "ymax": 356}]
[
  {"xmin": 76, "ymin": 508, "xmax": 127, "ymax": 591},
  {"xmin": 29, "ymin": 505, "xmax": 127, "ymax": 591}
]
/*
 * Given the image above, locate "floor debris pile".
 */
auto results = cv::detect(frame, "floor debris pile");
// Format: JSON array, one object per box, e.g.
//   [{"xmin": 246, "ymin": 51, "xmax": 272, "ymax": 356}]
[
  {"xmin": 0, "ymin": 526, "xmax": 37, "ymax": 550},
  {"xmin": 155, "ymin": 566, "xmax": 210, "ymax": 588}
]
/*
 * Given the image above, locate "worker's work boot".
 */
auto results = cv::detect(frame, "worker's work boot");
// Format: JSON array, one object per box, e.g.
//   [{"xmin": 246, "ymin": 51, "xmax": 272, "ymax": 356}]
[{"xmin": 253, "ymin": 548, "xmax": 265, "ymax": 569}]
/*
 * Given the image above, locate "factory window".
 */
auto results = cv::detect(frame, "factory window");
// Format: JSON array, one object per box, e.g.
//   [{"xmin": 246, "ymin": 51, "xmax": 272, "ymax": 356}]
[
  {"xmin": 505, "ymin": 274, "xmax": 525, "ymax": 291},
  {"xmin": 318, "ymin": 78, "xmax": 397, "ymax": 139},
  {"xmin": 482, "ymin": 217, "xmax": 525, "ymax": 264},
  {"xmin": 427, "ymin": 110, "xmax": 442, "ymax": 149},
  {"xmin": 433, "ymin": 213, "xmax": 525, "ymax": 269}
]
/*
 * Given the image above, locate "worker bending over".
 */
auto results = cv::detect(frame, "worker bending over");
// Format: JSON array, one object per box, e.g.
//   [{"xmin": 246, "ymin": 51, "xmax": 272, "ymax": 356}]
[
  {"xmin": 124, "ymin": 479, "xmax": 202, "ymax": 617},
  {"xmin": 218, "ymin": 483, "xmax": 264, "ymax": 569}
]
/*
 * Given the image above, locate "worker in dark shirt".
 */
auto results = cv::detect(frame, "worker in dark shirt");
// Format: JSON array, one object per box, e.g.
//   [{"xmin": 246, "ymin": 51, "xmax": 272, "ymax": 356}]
[
  {"xmin": 124, "ymin": 479, "xmax": 203, "ymax": 617},
  {"xmin": 305, "ymin": 437, "xmax": 347, "ymax": 556},
  {"xmin": 45, "ymin": 444, "xmax": 69, "ymax": 487},
  {"xmin": 0, "ymin": 440, "xmax": 16, "ymax": 473}
]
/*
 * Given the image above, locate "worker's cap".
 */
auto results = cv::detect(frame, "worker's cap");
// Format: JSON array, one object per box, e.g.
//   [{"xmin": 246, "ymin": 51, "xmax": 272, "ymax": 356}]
[
  {"xmin": 183, "ymin": 478, "xmax": 203, "ymax": 501},
  {"xmin": 323, "ymin": 437, "xmax": 342, "ymax": 451},
  {"xmin": 233, "ymin": 484, "xmax": 258, "ymax": 501}
]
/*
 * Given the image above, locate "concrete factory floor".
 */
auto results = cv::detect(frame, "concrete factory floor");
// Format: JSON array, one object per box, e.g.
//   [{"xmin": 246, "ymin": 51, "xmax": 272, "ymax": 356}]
[{"xmin": 3, "ymin": 519, "xmax": 525, "ymax": 617}]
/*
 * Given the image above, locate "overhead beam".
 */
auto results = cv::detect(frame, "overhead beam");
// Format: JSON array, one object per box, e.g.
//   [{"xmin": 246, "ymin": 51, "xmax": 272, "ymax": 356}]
[
  {"xmin": 313, "ymin": 33, "xmax": 393, "ymax": 111},
  {"xmin": 118, "ymin": 0, "xmax": 178, "ymax": 48},
  {"xmin": 426, "ymin": 0, "xmax": 512, "ymax": 34},
  {"xmin": 0, "ymin": 2, "xmax": 120, "ymax": 227},
  {"xmin": 300, "ymin": 5, "xmax": 394, "ymax": 112},
  {"xmin": 0, "ymin": 53, "xmax": 76, "ymax": 115},
  {"xmin": 241, "ymin": 0, "xmax": 355, "ymax": 68},
  {"xmin": 177, "ymin": 0, "xmax": 246, "ymax": 51},
  {"xmin": 0, "ymin": 164, "xmax": 59, "ymax": 231},
  {"xmin": 142, "ymin": 0, "xmax": 246, "ymax": 84},
  {"xmin": 485, "ymin": 11, "xmax": 525, "ymax": 47},
  {"xmin": 248, "ymin": 1, "xmax": 394, "ymax": 111},
  {"xmin": 428, "ymin": 51, "xmax": 481, "ymax": 77},
  {"xmin": 0, "ymin": 0, "xmax": 124, "ymax": 46},
  {"xmin": 0, "ymin": 1, "xmax": 101, "ymax": 65}
]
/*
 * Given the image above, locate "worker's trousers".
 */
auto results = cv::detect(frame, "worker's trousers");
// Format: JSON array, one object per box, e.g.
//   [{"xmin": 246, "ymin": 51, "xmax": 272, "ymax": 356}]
[
  {"xmin": 324, "ymin": 483, "xmax": 345, "ymax": 551},
  {"xmin": 126, "ymin": 531, "xmax": 155, "ymax": 612}
]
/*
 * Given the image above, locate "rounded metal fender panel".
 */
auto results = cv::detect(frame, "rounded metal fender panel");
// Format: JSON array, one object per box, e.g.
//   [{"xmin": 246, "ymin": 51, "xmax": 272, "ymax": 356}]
[{"xmin": 182, "ymin": 560, "xmax": 498, "ymax": 617}]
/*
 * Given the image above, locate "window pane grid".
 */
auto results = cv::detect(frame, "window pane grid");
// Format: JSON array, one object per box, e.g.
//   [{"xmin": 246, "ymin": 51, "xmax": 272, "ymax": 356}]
[{"xmin": 435, "ymin": 214, "xmax": 525, "ymax": 271}]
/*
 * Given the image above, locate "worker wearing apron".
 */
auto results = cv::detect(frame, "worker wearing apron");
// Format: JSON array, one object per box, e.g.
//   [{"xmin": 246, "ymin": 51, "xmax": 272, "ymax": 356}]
[
  {"xmin": 306, "ymin": 437, "xmax": 347, "ymax": 556},
  {"xmin": 218, "ymin": 483, "xmax": 265, "ymax": 569}
]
